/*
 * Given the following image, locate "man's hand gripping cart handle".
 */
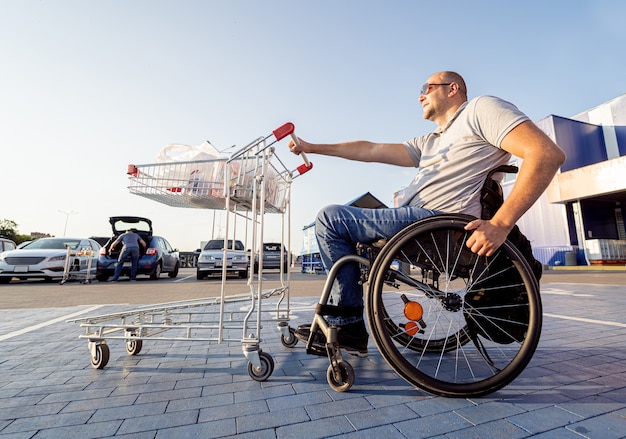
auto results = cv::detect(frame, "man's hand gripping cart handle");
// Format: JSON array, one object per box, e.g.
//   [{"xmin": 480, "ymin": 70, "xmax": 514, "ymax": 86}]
[{"xmin": 272, "ymin": 122, "xmax": 313, "ymax": 176}]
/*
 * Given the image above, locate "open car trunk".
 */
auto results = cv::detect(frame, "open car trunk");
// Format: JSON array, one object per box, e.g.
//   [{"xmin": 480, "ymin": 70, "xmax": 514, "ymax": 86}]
[{"xmin": 105, "ymin": 216, "xmax": 153, "ymax": 258}]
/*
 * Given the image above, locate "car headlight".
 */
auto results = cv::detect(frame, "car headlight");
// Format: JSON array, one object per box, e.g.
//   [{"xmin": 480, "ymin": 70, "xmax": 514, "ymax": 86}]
[
  {"xmin": 199, "ymin": 255, "xmax": 215, "ymax": 262},
  {"xmin": 49, "ymin": 255, "xmax": 67, "ymax": 262},
  {"xmin": 233, "ymin": 255, "xmax": 246, "ymax": 262}
]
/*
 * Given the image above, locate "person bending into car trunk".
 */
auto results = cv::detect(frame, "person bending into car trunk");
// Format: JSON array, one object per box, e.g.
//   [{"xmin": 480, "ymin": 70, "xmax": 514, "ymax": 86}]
[
  {"xmin": 109, "ymin": 229, "xmax": 146, "ymax": 282},
  {"xmin": 287, "ymin": 71, "xmax": 566, "ymax": 358}
]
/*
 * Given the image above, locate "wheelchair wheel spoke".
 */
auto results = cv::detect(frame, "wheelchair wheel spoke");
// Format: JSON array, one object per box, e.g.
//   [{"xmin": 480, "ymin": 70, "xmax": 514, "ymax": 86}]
[{"xmin": 367, "ymin": 214, "xmax": 542, "ymax": 397}]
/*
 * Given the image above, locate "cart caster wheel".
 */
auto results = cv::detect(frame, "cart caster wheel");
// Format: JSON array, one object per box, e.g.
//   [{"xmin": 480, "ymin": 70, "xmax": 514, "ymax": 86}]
[
  {"xmin": 280, "ymin": 327, "xmax": 298, "ymax": 348},
  {"xmin": 248, "ymin": 351, "xmax": 274, "ymax": 382},
  {"xmin": 90, "ymin": 343, "xmax": 110, "ymax": 369},
  {"xmin": 125, "ymin": 338, "xmax": 143, "ymax": 356},
  {"xmin": 327, "ymin": 360, "xmax": 354, "ymax": 392}
]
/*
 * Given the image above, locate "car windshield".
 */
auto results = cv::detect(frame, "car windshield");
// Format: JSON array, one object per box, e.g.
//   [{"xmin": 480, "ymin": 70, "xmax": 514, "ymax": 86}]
[
  {"xmin": 205, "ymin": 240, "xmax": 244, "ymax": 251},
  {"xmin": 25, "ymin": 239, "xmax": 81, "ymax": 250}
]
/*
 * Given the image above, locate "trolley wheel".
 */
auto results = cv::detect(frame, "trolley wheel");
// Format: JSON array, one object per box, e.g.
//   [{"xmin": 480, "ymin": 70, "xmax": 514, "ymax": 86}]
[
  {"xmin": 326, "ymin": 360, "xmax": 354, "ymax": 392},
  {"xmin": 280, "ymin": 327, "xmax": 298, "ymax": 348},
  {"xmin": 90, "ymin": 343, "xmax": 110, "ymax": 369},
  {"xmin": 248, "ymin": 351, "xmax": 274, "ymax": 382},
  {"xmin": 366, "ymin": 214, "xmax": 542, "ymax": 398},
  {"xmin": 125, "ymin": 338, "xmax": 143, "ymax": 356}
]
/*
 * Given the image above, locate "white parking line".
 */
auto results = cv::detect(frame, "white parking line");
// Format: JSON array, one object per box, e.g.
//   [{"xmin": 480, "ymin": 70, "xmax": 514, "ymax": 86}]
[
  {"xmin": 541, "ymin": 288, "xmax": 594, "ymax": 297},
  {"xmin": 174, "ymin": 274, "xmax": 196, "ymax": 282},
  {"xmin": 0, "ymin": 305, "xmax": 106, "ymax": 342},
  {"xmin": 544, "ymin": 313, "xmax": 626, "ymax": 328}
]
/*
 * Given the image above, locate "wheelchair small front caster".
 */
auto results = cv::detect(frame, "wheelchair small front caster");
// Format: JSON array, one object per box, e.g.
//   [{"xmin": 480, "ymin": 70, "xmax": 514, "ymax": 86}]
[{"xmin": 326, "ymin": 360, "xmax": 354, "ymax": 392}]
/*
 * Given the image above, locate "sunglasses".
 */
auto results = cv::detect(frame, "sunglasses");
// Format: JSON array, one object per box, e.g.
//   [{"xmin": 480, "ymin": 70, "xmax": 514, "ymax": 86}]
[{"xmin": 420, "ymin": 83, "xmax": 452, "ymax": 96}]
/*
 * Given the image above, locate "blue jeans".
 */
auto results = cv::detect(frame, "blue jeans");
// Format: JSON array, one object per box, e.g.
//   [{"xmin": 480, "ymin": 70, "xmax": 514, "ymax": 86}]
[
  {"xmin": 112, "ymin": 246, "xmax": 140, "ymax": 281},
  {"xmin": 315, "ymin": 204, "xmax": 441, "ymax": 325}
]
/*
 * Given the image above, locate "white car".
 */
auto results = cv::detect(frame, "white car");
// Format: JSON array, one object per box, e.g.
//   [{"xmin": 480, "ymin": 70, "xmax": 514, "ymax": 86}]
[
  {"xmin": 0, "ymin": 237, "xmax": 101, "ymax": 283},
  {"xmin": 196, "ymin": 239, "xmax": 248, "ymax": 279}
]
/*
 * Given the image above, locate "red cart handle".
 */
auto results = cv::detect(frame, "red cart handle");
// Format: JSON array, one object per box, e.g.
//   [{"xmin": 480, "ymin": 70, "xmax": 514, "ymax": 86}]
[
  {"xmin": 272, "ymin": 122, "xmax": 295, "ymax": 141},
  {"xmin": 273, "ymin": 122, "xmax": 312, "ymax": 175}
]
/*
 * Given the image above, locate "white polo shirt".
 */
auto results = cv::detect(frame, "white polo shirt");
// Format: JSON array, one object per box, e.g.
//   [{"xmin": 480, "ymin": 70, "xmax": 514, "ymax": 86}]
[{"xmin": 399, "ymin": 95, "xmax": 529, "ymax": 217}]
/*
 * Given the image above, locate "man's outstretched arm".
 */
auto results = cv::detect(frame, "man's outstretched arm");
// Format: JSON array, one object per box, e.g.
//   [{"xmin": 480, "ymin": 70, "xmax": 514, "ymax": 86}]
[{"xmin": 289, "ymin": 138, "xmax": 415, "ymax": 167}]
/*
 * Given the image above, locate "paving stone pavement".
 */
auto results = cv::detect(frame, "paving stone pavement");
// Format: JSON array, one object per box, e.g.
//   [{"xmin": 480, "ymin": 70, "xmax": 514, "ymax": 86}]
[{"xmin": 1, "ymin": 281, "xmax": 625, "ymax": 438}]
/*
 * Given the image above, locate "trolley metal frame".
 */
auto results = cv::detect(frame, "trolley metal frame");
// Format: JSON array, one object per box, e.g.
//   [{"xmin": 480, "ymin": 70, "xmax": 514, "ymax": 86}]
[
  {"xmin": 68, "ymin": 122, "xmax": 312, "ymax": 382},
  {"xmin": 60, "ymin": 243, "xmax": 98, "ymax": 285}
]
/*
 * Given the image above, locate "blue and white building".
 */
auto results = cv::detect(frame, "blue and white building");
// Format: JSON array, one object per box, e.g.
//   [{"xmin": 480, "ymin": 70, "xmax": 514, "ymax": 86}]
[{"xmin": 513, "ymin": 94, "xmax": 626, "ymax": 266}]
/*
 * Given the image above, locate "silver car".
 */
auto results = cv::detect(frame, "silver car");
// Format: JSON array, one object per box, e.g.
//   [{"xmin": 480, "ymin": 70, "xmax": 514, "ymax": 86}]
[
  {"xmin": 0, "ymin": 237, "xmax": 101, "ymax": 283},
  {"xmin": 196, "ymin": 239, "xmax": 248, "ymax": 279}
]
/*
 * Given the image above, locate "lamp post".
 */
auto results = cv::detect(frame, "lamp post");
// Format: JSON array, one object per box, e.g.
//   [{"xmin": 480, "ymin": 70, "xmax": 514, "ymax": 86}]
[{"xmin": 59, "ymin": 210, "xmax": 77, "ymax": 237}]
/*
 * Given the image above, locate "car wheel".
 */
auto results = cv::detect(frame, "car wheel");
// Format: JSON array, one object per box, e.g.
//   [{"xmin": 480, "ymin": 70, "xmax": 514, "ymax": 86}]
[
  {"xmin": 0, "ymin": 277, "xmax": 11, "ymax": 284},
  {"xmin": 168, "ymin": 262, "xmax": 179, "ymax": 278},
  {"xmin": 150, "ymin": 263, "xmax": 162, "ymax": 280},
  {"xmin": 96, "ymin": 273, "xmax": 109, "ymax": 282},
  {"xmin": 196, "ymin": 270, "xmax": 205, "ymax": 280},
  {"xmin": 239, "ymin": 269, "xmax": 248, "ymax": 279}
]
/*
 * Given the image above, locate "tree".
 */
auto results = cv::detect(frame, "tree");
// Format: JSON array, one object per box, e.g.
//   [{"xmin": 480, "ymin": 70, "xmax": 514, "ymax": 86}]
[{"xmin": 0, "ymin": 219, "xmax": 19, "ymax": 242}]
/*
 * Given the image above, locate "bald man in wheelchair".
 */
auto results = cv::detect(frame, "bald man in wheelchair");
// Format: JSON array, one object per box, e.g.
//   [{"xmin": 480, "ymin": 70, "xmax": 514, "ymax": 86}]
[{"xmin": 288, "ymin": 71, "xmax": 565, "ymax": 357}]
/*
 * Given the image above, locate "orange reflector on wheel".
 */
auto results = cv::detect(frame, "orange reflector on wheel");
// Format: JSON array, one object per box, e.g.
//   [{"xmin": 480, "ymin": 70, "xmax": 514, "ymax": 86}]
[
  {"xmin": 404, "ymin": 301, "xmax": 423, "ymax": 321},
  {"xmin": 403, "ymin": 321, "xmax": 420, "ymax": 336}
]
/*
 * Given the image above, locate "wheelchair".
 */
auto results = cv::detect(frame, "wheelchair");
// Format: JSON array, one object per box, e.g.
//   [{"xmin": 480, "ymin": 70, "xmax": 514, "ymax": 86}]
[{"xmin": 290, "ymin": 166, "xmax": 542, "ymax": 397}]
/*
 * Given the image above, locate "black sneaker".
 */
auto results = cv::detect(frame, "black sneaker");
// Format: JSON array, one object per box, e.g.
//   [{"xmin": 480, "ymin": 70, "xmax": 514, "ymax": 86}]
[{"xmin": 295, "ymin": 322, "xmax": 368, "ymax": 358}]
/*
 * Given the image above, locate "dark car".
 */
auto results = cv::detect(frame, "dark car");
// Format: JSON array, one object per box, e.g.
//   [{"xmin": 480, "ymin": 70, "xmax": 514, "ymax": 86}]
[
  {"xmin": 95, "ymin": 216, "xmax": 180, "ymax": 281},
  {"xmin": 89, "ymin": 236, "xmax": 110, "ymax": 247},
  {"xmin": 254, "ymin": 242, "xmax": 289, "ymax": 273}
]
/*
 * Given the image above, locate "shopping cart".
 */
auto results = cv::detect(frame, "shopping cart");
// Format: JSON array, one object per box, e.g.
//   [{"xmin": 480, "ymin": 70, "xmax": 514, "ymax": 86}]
[
  {"xmin": 68, "ymin": 122, "xmax": 312, "ymax": 382},
  {"xmin": 59, "ymin": 243, "xmax": 98, "ymax": 285}
]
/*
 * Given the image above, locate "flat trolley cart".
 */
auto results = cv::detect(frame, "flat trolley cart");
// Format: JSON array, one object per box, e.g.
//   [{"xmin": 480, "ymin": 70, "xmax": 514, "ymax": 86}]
[{"xmin": 68, "ymin": 122, "xmax": 312, "ymax": 382}]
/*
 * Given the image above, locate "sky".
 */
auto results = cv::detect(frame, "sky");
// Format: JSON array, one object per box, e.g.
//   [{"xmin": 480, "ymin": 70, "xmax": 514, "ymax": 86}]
[{"xmin": 2, "ymin": 0, "xmax": 625, "ymax": 253}]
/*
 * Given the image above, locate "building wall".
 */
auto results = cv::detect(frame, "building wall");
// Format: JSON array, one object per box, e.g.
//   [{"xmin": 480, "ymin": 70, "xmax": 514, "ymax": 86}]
[{"xmin": 525, "ymin": 94, "xmax": 626, "ymax": 264}]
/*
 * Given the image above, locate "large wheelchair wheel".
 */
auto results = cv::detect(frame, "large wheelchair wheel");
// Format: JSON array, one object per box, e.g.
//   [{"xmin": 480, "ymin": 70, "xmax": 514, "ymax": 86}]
[{"xmin": 366, "ymin": 214, "xmax": 541, "ymax": 397}]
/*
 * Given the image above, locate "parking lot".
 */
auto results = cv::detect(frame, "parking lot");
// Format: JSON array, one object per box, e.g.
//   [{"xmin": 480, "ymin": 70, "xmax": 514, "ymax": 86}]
[{"xmin": 1, "ymin": 268, "xmax": 625, "ymax": 438}]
